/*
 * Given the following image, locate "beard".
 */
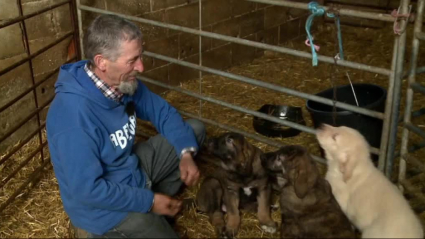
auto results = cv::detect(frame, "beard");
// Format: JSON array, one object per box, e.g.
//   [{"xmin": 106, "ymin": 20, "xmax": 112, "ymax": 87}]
[{"xmin": 117, "ymin": 77, "xmax": 138, "ymax": 96}]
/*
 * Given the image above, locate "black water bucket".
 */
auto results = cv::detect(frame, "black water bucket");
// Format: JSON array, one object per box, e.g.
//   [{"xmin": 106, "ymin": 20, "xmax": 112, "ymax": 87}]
[{"xmin": 306, "ymin": 83, "xmax": 386, "ymax": 161}]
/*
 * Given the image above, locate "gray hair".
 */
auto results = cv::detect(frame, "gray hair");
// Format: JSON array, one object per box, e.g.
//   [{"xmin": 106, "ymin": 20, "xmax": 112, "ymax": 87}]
[{"xmin": 84, "ymin": 14, "xmax": 142, "ymax": 65}]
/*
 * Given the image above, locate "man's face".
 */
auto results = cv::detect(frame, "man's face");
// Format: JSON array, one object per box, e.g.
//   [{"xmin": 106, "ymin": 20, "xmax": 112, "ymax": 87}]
[{"xmin": 105, "ymin": 39, "xmax": 144, "ymax": 95}]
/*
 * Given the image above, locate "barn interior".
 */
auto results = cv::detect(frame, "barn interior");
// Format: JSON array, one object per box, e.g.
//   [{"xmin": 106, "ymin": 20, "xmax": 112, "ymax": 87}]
[{"xmin": 0, "ymin": 0, "xmax": 424, "ymax": 238}]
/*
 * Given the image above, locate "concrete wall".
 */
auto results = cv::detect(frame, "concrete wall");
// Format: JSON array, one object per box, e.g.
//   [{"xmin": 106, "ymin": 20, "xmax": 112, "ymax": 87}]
[
  {"xmin": 1, "ymin": 0, "xmax": 313, "ymax": 153},
  {"xmin": 1, "ymin": 0, "xmax": 410, "ymax": 153},
  {"xmin": 80, "ymin": 0, "xmax": 314, "ymax": 93}
]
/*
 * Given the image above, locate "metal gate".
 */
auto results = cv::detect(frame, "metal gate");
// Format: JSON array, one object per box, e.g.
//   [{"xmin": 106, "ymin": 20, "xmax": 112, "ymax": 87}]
[
  {"xmin": 75, "ymin": 0, "xmax": 412, "ymax": 173},
  {"xmin": 398, "ymin": 0, "xmax": 425, "ymax": 209},
  {"xmin": 0, "ymin": 0, "xmax": 80, "ymax": 213},
  {"xmin": 0, "ymin": 0, "xmax": 421, "ymax": 215}
]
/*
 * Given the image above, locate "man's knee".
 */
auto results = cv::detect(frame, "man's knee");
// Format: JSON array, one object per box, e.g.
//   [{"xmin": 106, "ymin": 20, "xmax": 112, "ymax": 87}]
[{"xmin": 186, "ymin": 119, "xmax": 206, "ymax": 145}]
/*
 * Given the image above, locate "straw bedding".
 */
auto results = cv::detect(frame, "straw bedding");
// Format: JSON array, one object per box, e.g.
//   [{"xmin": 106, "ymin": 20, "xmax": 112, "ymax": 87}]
[{"xmin": 1, "ymin": 23, "xmax": 425, "ymax": 238}]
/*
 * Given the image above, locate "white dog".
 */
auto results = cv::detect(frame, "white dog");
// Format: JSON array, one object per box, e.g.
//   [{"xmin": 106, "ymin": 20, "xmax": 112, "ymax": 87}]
[{"xmin": 316, "ymin": 124, "xmax": 423, "ymax": 238}]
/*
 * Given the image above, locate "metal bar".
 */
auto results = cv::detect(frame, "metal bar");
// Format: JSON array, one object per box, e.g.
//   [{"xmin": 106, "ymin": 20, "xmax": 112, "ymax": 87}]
[
  {"xmin": 0, "ymin": 123, "xmax": 46, "ymax": 167},
  {"xmin": 0, "ymin": 158, "xmax": 51, "ymax": 214},
  {"xmin": 0, "ymin": 95, "xmax": 54, "ymax": 145},
  {"xmin": 412, "ymin": 107, "xmax": 425, "ymax": 119},
  {"xmin": 417, "ymin": 66, "xmax": 425, "ymax": 75},
  {"xmin": 179, "ymin": 110, "xmax": 327, "ymax": 164},
  {"xmin": 198, "ymin": 0, "xmax": 203, "ymax": 117},
  {"xmin": 0, "ymin": 141, "xmax": 47, "ymax": 189},
  {"xmin": 0, "ymin": 32, "xmax": 73, "ymax": 77},
  {"xmin": 402, "ymin": 66, "xmax": 425, "ymax": 78},
  {"xmin": 246, "ymin": 0, "xmax": 396, "ymax": 22},
  {"xmin": 0, "ymin": 57, "xmax": 76, "ymax": 114},
  {"xmin": 17, "ymin": 0, "xmax": 44, "ymax": 164},
  {"xmin": 379, "ymin": 21, "xmax": 405, "ymax": 171},
  {"xmin": 410, "ymin": 82, "xmax": 425, "ymax": 95},
  {"xmin": 399, "ymin": 0, "xmax": 425, "ymax": 185},
  {"xmin": 0, "ymin": 0, "xmax": 71, "ymax": 29},
  {"xmin": 76, "ymin": 0, "xmax": 84, "ymax": 58},
  {"xmin": 397, "ymin": 108, "xmax": 425, "ymax": 124},
  {"xmin": 69, "ymin": 0, "xmax": 82, "ymax": 60},
  {"xmin": 406, "ymin": 173, "xmax": 425, "ymax": 184},
  {"xmin": 394, "ymin": 140, "xmax": 425, "ymax": 159},
  {"xmin": 143, "ymin": 51, "xmax": 385, "ymax": 119},
  {"xmin": 137, "ymin": 75, "xmax": 313, "ymax": 134},
  {"xmin": 403, "ymin": 154, "xmax": 425, "ymax": 173},
  {"xmin": 405, "ymin": 123, "xmax": 425, "ymax": 139},
  {"xmin": 138, "ymin": 75, "xmax": 381, "ymax": 155},
  {"xmin": 78, "ymin": 5, "xmax": 392, "ymax": 76},
  {"xmin": 416, "ymin": 31, "xmax": 425, "ymax": 40},
  {"xmin": 385, "ymin": 0, "xmax": 410, "ymax": 177}
]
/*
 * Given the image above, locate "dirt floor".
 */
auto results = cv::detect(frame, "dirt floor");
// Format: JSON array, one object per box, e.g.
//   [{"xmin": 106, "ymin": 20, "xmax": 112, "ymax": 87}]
[{"xmin": 1, "ymin": 22, "xmax": 425, "ymax": 238}]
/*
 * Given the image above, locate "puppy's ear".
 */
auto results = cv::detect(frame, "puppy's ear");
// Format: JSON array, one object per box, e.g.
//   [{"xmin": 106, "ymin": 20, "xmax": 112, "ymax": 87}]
[
  {"xmin": 338, "ymin": 151, "xmax": 356, "ymax": 182},
  {"xmin": 294, "ymin": 155, "xmax": 318, "ymax": 199},
  {"xmin": 242, "ymin": 142, "xmax": 253, "ymax": 164}
]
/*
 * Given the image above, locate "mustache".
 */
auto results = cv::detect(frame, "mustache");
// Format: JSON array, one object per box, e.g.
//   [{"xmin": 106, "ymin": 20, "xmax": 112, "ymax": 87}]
[{"xmin": 123, "ymin": 73, "xmax": 138, "ymax": 82}]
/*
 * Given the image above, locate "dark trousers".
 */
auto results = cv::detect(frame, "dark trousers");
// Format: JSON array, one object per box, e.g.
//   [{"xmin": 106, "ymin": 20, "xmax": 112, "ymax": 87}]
[{"xmin": 75, "ymin": 119, "xmax": 205, "ymax": 238}]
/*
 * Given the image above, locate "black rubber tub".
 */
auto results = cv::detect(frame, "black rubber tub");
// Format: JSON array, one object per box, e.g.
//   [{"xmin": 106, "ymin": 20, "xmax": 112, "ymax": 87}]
[
  {"xmin": 306, "ymin": 83, "xmax": 387, "ymax": 161},
  {"xmin": 253, "ymin": 104, "xmax": 305, "ymax": 138}
]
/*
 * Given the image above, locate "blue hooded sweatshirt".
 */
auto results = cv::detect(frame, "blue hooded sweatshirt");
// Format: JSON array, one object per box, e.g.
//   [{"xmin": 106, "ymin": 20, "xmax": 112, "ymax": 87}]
[{"xmin": 46, "ymin": 60, "xmax": 198, "ymax": 235}]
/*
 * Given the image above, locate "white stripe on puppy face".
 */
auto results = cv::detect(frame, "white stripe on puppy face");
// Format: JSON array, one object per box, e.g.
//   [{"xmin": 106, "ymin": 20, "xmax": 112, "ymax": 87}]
[
  {"xmin": 277, "ymin": 177, "xmax": 288, "ymax": 187},
  {"xmin": 278, "ymin": 155, "xmax": 286, "ymax": 174},
  {"xmin": 243, "ymin": 187, "xmax": 253, "ymax": 196}
]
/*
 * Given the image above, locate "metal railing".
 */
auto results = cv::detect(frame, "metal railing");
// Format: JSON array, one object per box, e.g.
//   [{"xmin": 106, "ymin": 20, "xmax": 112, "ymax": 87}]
[
  {"xmin": 0, "ymin": 0, "xmax": 80, "ymax": 214},
  {"xmin": 1, "ymin": 0, "xmax": 418, "ymax": 216},
  {"xmin": 398, "ymin": 0, "xmax": 425, "ymax": 204},
  {"xmin": 75, "ymin": 0, "xmax": 412, "ymax": 175}
]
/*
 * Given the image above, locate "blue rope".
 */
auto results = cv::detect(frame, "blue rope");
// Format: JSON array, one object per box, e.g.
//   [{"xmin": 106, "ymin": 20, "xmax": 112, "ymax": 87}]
[
  {"xmin": 306, "ymin": 2, "xmax": 345, "ymax": 65},
  {"xmin": 305, "ymin": 2, "xmax": 325, "ymax": 66}
]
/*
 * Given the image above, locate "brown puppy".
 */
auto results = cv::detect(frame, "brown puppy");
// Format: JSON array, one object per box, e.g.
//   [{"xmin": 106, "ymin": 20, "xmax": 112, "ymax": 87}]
[
  {"xmin": 261, "ymin": 145, "xmax": 356, "ymax": 238},
  {"xmin": 196, "ymin": 132, "xmax": 277, "ymax": 238}
]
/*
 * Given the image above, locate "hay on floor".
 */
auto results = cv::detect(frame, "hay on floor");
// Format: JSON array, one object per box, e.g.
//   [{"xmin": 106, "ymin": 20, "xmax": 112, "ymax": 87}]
[{"xmin": 1, "ymin": 22, "xmax": 425, "ymax": 238}]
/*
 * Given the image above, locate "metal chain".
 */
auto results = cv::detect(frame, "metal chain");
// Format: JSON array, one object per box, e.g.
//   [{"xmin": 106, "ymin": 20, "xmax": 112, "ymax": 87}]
[{"xmin": 329, "ymin": 8, "xmax": 341, "ymax": 126}]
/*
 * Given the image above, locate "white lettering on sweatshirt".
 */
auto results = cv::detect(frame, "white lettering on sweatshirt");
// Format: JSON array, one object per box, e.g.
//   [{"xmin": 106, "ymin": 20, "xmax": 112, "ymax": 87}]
[{"xmin": 110, "ymin": 115, "xmax": 137, "ymax": 149}]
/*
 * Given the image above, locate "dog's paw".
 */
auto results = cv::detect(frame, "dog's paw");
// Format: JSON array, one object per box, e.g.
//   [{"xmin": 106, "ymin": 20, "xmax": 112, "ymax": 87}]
[
  {"xmin": 270, "ymin": 203, "xmax": 279, "ymax": 211},
  {"xmin": 261, "ymin": 223, "xmax": 277, "ymax": 234},
  {"xmin": 222, "ymin": 229, "xmax": 236, "ymax": 239},
  {"xmin": 219, "ymin": 231, "xmax": 231, "ymax": 239},
  {"xmin": 214, "ymin": 226, "xmax": 226, "ymax": 239}
]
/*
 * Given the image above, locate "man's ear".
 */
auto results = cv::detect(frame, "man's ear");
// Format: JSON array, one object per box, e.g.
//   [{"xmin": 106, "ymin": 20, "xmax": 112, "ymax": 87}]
[
  {"xmin": 93, "ymin": 54, "xmax": 107, "ymax": 71},
  {"xmin": 338, "ymin": 151, "xmax": 355, "ymax": 183}
]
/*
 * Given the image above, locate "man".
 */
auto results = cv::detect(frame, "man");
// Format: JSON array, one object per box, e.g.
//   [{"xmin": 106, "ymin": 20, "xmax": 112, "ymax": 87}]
[{"xmin": 46, "ymin": 14, "xmax": 205, "ymax": 238}]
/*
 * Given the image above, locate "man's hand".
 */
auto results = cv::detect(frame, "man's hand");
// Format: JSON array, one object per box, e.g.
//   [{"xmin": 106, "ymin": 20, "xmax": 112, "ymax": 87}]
[
  {"xmin": 151, "ymin": 193, "xmax": 182, "ymax": 216},
  {"xmin": 179, "ymin": 153, "xmax": 200, "ymax": 186}
]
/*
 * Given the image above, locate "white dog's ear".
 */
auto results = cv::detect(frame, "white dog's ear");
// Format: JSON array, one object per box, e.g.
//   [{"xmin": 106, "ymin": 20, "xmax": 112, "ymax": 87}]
[
  {"xmin": 332, "ymin": 133, "xmax": 339, "ymax": 141},
  {"xmin": 338, "ymin": 151, "xmax": 355, "ymax": 182}
]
